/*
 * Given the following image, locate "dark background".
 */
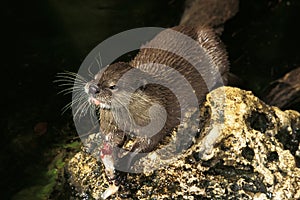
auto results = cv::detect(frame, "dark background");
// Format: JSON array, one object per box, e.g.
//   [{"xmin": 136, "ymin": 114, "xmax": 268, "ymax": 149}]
[{"xmin": 1, "ymin": 0, "xmax": 300, "ymax": 199}]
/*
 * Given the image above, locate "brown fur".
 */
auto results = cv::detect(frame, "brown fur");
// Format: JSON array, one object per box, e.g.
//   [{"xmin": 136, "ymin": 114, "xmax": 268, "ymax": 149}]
[{"xmin": 85, "ymin": 25, "xmax": 229, "ymax": 160}]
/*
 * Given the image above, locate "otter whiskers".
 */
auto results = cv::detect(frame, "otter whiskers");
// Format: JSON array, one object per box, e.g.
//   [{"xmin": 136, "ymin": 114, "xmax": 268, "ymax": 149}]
[{"xmin": 55, "ymin": 72, "xmax": 97, "ymax": 120}]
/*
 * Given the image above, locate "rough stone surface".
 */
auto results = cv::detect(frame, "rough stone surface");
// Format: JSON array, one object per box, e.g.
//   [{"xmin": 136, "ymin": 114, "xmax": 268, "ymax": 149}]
[{"xmin": 66, "ymin": 87, "xmax": 300, "ymax": 199}]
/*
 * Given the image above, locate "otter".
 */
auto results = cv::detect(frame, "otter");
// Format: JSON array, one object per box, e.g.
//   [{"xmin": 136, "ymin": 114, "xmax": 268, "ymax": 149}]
[
  {"xmin": 85, "ymin": 62, "xmax": 181, "ymax": 150},
  {"xmin": 84, "ymin": 25, "xmax": 229, "ymax": 198}
]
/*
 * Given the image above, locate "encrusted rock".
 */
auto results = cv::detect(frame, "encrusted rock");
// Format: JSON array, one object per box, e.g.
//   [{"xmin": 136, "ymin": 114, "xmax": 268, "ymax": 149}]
[{"xmin": 67, "ymin": 86, "xmax": 300, "ymax": 199}]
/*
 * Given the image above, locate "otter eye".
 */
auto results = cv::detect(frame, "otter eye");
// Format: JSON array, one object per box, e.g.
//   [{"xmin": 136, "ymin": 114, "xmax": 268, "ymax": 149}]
[{"xmin": 109, "ymin": 85, "xmax": 117, "ymax": 90}]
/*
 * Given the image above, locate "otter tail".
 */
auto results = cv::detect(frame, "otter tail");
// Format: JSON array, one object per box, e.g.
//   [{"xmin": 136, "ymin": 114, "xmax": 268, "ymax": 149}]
[{"xmin": 180, "ymin": 0, "xmax": 239, "ymax": 34}]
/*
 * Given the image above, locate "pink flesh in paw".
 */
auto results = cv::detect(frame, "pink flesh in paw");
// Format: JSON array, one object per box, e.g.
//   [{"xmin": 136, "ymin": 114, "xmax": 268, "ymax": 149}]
[{"xmin": 100, "ymin": 142, "xmax": 120, "ymax": 199}]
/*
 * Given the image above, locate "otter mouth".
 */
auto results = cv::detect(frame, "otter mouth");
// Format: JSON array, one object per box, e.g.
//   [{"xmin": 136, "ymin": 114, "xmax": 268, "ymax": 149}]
[
  {"xmin": 84, "ymin": 83, "xmax": 111, "ymax": 110},
  {"xmin": 89, "ymin": 97, "xmax": 111, "ymax": 110}
]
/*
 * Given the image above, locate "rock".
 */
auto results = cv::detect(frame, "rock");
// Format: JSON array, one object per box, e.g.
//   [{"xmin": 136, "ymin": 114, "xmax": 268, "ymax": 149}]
[
  {"xmin": 67, "ymin": 151, "xmax": 106, "ymax": 200},
  {"xmin": 66, "ymin": 86, "xmax": 300, "ymax": 199}
]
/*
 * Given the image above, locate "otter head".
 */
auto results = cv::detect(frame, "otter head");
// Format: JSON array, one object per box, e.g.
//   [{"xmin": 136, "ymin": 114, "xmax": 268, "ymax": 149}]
[{"xmin": 85, "ymin": 62, "xmax": 146, "ymax": 110}]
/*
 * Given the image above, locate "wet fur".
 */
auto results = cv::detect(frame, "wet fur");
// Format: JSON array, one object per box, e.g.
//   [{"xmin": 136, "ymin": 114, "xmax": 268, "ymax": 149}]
[{"xmin": 86, "ymin": 25, "xmax": 229, "ymax": 165}]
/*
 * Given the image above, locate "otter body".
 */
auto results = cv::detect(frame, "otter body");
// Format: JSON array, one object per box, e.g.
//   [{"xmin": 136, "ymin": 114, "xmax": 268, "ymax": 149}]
[
  {"xmin": 85, "ymin": 25, "xmax": 228, "ymax": 171},
  {"xmin": 86, "ymin": 63, "xmax": 181, "ymax": 154}
]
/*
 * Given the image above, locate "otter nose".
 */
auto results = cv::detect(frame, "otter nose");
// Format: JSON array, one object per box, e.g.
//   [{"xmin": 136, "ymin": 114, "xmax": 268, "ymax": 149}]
[{"xmin": 88, "ymin": 84, "xmax": 100, "ymax": 96}]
